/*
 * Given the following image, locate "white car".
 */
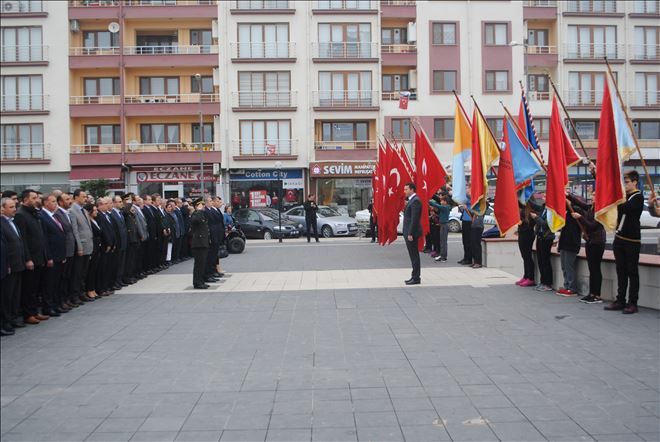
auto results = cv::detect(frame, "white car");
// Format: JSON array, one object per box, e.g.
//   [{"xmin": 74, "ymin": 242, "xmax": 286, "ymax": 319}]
[
  {"xmin": 448, "ymin": 206, "xmax": 496, "ymax": 233},
  {"xmin": 640, "ymin": 210, "xmax": 660, "ymax": 229},
  {"xmin": 355, "ymin": 209, "xmax": 404, "ymax": 234}
]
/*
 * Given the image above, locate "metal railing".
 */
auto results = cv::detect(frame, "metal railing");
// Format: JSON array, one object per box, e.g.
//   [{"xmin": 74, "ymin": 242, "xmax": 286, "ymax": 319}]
[
  {"xmin": 522, "ymin": 0, "xmax": 557, "ymax": 6},
  {"xmin": 69, "ymin": 47, "xmax": 120, "ymax": 56},
  {"xmin": 382, "ymin": 91, "xmax": 416, "ymax": 100},
  {"xmin": 564, "ymin": 43, "xmax": 624, "ymax": 60},
  {"xmin": 2, "ymin": 0, "xmax": 46, "ymax": 13},
  {"xmin": 633, "ymin": 1, "xmax": 659, "ymax": 14},
  {"xmin": 1, "ymin": 45, "xmax": 48, "ymax": 63},
  {"xmin": 313, "ymin": 90, "xmax": 379, "ymax": 108},
  {"xmin": 631, "ymin": 44, "xmax": 659, "ymax": 61},
  {"xmin": 525, "ymin": 45, "xmax": 557, "ymax": 55},
  {"xmin": 231, "ymin": 0, "xmax": 290, "ymax": 9},
  {"xmin": 231, "ymin": 42, "xmax": 295, "ymax": 59},
  {"xmin": 315, "ymin": 140, "xmax": 376, "ymax": 150},
  {"xmin": 313, "ymin": 42, "xmax": 378, "ymax": 59},
  {"xmin": 233, "ymin": 139, "xmax": 297, "ymax": 156},
  {"xmin": 565, "ymin": 0, "xmax": 618, "ymax": 13},
  {"xmin": 68, "ymin": 0, "xmax": 118, "ymax": 5},
  {"xmin": 1, "ymin": 143, "xmax": 50, "ymax": 161},
  {"xmin": 124, "ymin": 45, "xmax": 218, "ymax": 55},
  {"xmin": 128, "ymin": 143, "xmax": 219, "ymax": 152},
  {"xmin": 314, "ymin": 0, "xmax": 374, "ymax": 10},
  {"xmin": 526, "ymin": 91, "xmax": 551, "ymax": 101},
  {"xmin": 70, "ymin": 95, "xmax": 121, "ymax": 104},
  {"xmin": 565, "ymin": 90, "xmax": 604, "ymax": 107},
  {"xmin": 71, "ymin": 144, "xmax": 121, "ymax": 153},
  {"xmin": 380, "ymin": 0, "xmax": 415, "ymax": 5},
  {"xmin": 124, "ymin": 93, "xmax": 219, "ymax": 103},
  {"xmin": 630, "ymin": 90, "xmax": 659, "ymax": 107},
  {"xmin": 381, "ymin": 43, "xmax": 416, "ymax": 54},
  {"xmin": 232, "ymin": 91, "xmax": 296, "ymax": 108},
  {"xmin": 1, "ymin": 95, "xmax": 49, "ymax": 112},
  {"xmin": 69, "ymin": 0, "xmax": 217, "ymax": 5}
]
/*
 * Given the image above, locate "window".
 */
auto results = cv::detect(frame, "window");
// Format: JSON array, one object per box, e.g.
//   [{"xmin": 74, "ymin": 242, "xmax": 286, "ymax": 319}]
[
  {"xmin": 83, "ymin": 30, "xmax": 119, "ymax": 49},
  {"xmin": 190, "ymin": 76, "xmax": 214, "ymax": 94},
  {"xmin": 382, "ymin": 74, "xmax": 408, "ymax": 92},
  {"xmin": 633, "ymin": 120, "xmax": 660, "ymax": 139},
  {"xmin": 136, "ymin": 33, "xmax": 177, "ymax": 47},
  {"xmin": 381, "ymin": 28, "xmax": 407, "ymax": 45},
  {"xmin": 321, "ymin": 122, "xmax": 368, "ymax": 141},
  {"xmin": 634, "ymin": 72, "xmax": 658, "ymax": 106},
  {"xmin": 570, "ymin": 121, "xmax": 598, "ymax": 140},
  {"xmin": 318, "ymin": 71, "xmax": 372, "ymax": 106},
  {"xmin": 1, "ymin": 27, "xmax": 43, "ymax": 62},
  {"xmin": 316, "ymin": 0, "xmax": 371, "ymax": 9},
  {"xmin": 486, "ymin": 118, "xmax": 504, "ymax": 139},
  {"xmin": 566, "ymin": 0, "xmax": 616, "ymax": 13},
  {"xmin": 238, "ymin": 23, "xmax": 289, "ymax": 58},
  {"xmin": 485, "ymin": 71, "xmax": 509, "ymax": 91},
  {"xmin": 567, "ymin": 72, "xmax": 607, "ymax": 106},
  {"xmin": 0, "ymin": 123, "xmax": 43, "ymax": 160},
  {"xmin": 192, "ymin": 123, "xmax": 214, "ymax": 144},
  {"xmin": 239, "ymin": 120, "xmax": 291, "ymax": 155},
  {"xmin": 140, "ymin": 124, "xmax": 180, "ymax": 144},
  {"xmin": 318, "ymin": 23, "xmax": 372, "ymax": 58},
  {"xmin": 234, "ymin": 0, "xmax": 290, "ymax": 9},
  {"xmin": 633, "ymin": 0, "xmax": 658, "ymax": 14},
  {"xmin": 434, "ymin": 118, "xmax": 454, "ymax": 141},
  {"xmin": 527, "ymin": 74, "xmax": 549, "ymax": 99},
  {"xmin": 190, "ymin": 29, "xmax": 213, "ymax": 54},
  {"xmin": 392, "ymin": 118, "xmax": 411, "ymax": 139},
  {"xmin": 634, "ymin": 27, "xmax": 659, "ymax": 60},
  {"xmin": 139, "ymin": 77, "xmax": 179, "ymax": 95},
  {"xmin": 432, "ymin": 23, "xmax": 456, "ymax": 45},
  {"xmin": 527, "ymin": 29, "xmax": 548, "ymax": 47},
  {"xmin": 83, "ymin": 77, "xmax": 120, "ymax": 96},
  {"xmin": 567, "ymin": 25, "xmax": 618, "ymax": 59},
  {"xmin": 1, "ymin": 75, "xmax": 43, "ymax": 111},
  {"xmin": 3, "ymin": 1, "xmax": 46, "ymax": 13},
  {"xmin": 433, "ymin": 70, "xmax": 457, "ymax": 92},
  {"xmin": 84, "ymin": 125, "xmax": 120, "ymax": 145},
  {"xmin": 484, "ymin": 23, "xmax": 508, "ymax": 46},
  {"xmin": 238, "ymin": 71, "xmax": 291, "ymax": 106},
  {"xmin": 535, "ymin": 118, "xmax": 550, "ymax": 140}
]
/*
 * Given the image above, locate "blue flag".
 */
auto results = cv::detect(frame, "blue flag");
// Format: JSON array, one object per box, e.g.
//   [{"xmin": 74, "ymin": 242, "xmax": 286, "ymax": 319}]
[{"xmin": 506, "ymin": 119, "xmax": 541, "ymax": 185}]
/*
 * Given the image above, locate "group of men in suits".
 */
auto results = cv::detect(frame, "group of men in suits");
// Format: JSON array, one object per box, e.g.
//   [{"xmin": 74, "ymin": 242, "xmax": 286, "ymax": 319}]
[{"xmin": 190, "ymin": 196, "xmax": 227, "ymax": 289}]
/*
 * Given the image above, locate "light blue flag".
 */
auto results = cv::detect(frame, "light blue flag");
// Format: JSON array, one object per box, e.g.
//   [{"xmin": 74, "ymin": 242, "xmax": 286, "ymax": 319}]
[
  {"xmin": 507, "ymin": 120, "xmax": 541, "ymax": 185},
  {"xmin": 610, "ymin": 88, "xmax": 636, "ymax": 161}
]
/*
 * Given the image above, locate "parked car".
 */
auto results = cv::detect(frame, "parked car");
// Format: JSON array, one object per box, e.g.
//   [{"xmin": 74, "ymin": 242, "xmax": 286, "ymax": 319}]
[
  {"xmin": 640, "ymin": 210, "xmax": 660, "ymax": 229},
  {"xmin": 233, "ymin": 208, "xmax": 301, "ymax": 239},
  {"xmin": 284, "ymin": 205, "xmax": 359, "ymax": 237},
  {"xmin": 448, "ymin": 206, "xmax": 496, "ymax": 232},
  {"xmin": 355, "ymin": 210, "xmax": 403, "ymax": 235}
]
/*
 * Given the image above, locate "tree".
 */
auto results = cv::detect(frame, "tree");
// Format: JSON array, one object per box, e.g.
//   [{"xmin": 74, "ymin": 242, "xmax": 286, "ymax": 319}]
[{"xmin": 79, "ymin": 179, "xmax": 109, "ymax": 199}]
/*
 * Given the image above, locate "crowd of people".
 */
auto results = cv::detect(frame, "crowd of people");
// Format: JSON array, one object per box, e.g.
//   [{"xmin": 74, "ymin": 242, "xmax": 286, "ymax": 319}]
[{"xmin": 0, "ymin": 189, "xmax": 231, "ymax": 336}]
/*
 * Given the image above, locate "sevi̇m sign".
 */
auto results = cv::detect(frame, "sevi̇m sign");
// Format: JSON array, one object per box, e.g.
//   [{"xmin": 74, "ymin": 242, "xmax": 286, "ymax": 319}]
[{"xmin": 309, "ymin": 161, "xmax": 375, "ymax": 178}]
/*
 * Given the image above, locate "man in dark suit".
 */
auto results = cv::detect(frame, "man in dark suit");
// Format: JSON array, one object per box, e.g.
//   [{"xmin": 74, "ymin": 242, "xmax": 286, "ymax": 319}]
[
  {"xmin": 152, "ymin": 194, "xmax": 167, "ymax": 269},
  {"xmin": 39, "ymin": 194, "xmax": 68, "ymax": 316},
  {"xmin": 121, "ymin": 194, "xmax": 139, "ymax": 284},
  {"xmin": 303, "ymin": 194, "xmax": 320, "ymax": 243},
  {"xmin": 141, "ymin": 195, "xmax": 157, "ymax": 273},
  {"xmin": 190, "ymin": 199, "xmax": 210, "ymax": 289},
  {"xmin": 204, "ymin": 197, "xmax": 224, "ymax": 282},
  {"xmin": 96, "ymin": 197, "xmax": 116, "ymax": 297},
  {"xmin": 133, "ymin": 196, "xmax": 149, "ymax": 278},
  {"xmin": 110, "ymin": 196, "xmax": 128, "ymax": 289},
  {"xmin": 1, "ymin": 197, "xmax": 26, "ymax": 334},
  {"xmin": 55, "ymin": 193, "xmax": 75, "ymax": 312},
  {"xmin": 172, "ymin": 200, "xmax": 185, "ymax": 263},
  {"xmin": 402, "ymin": 182, "xmax": 422, "ymax": 285}
]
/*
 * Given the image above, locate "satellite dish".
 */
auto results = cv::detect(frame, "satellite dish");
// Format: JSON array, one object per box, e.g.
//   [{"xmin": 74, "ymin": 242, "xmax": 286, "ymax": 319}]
[
  {"xmin": 128, "ymin": 140, "xmax": 139, "ymax": 152},
  {"xmin": 108, "ymin": 22, "xmax": 120, "ymax": 34}
]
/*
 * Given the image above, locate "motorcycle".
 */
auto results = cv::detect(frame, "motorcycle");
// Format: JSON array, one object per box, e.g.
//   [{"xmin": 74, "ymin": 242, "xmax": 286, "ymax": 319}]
[{"xmin": 226, "ymin": 223, "xmax": 246, "ymax": 254}]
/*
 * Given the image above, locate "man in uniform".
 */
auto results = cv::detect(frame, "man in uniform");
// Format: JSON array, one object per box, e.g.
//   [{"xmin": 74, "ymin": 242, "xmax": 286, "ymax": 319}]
[{"xmin": 191, "ymin": 199, "xmax": 210, "ymax": 289}]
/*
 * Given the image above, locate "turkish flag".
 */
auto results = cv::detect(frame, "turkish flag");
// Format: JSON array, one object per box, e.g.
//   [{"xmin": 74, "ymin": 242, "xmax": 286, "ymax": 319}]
[
  {"xmin": 381, "ymin": 139, "xmax": 414, "ymax": 244},
  {"xmin": 377, "ymin": 144, "xmax": 391, "ymax": 245},
  {"xmin": 399, "ymin": 92, "xmax": 409, "ymax": 110},
  {"xmin": 414, "ymin": 126, "xmax": 448, "ymax": 250},
  {"xmin": 495, "ymin": 117, "xmax": 522, "ymax": 236}
]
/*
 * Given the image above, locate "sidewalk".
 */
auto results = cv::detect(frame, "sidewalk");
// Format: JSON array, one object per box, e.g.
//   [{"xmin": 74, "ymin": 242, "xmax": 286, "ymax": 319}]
[{"xmin": 1, "ymin": 239, "xmax": 658, "ymax": 442}]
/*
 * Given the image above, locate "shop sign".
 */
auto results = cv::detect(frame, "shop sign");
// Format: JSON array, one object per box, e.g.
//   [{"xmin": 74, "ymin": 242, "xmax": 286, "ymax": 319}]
[
  {"xmin": 283, "ymin": 178, "xmax": 304, "ymax": 189},
  {"xmin": 230, "ymin": 169, "xmax": 303, "ymax": 181},
  {"xmin": 135, "ymin": 166, "xmax": 217, "ymax": 183},
  {"xmin": 249, "ymin": 190, "xmax": 268, "ymax": 207},
  {"xmin": 309, "ymin": 161, "xmax": 375, "ymax": 177}
]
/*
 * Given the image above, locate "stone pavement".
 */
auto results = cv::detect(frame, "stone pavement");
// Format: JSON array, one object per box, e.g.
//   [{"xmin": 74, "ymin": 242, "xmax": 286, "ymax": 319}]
[{"xmin": 1, "ymin": 237, "xmax": 659, "ymax": 442}]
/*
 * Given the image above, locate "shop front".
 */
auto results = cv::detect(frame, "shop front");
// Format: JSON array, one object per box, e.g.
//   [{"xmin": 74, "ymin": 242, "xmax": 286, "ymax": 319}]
[
  {"xmin": 229, "ymin": 168, "xmax": 305, "ymax": 210},
  {"xmin": 132, "ymin": 165, "xmax": 220, "ymax": 199},
  {"xmin": 309, "ymin": 161, "xmax": 375, "ymax": 217}
]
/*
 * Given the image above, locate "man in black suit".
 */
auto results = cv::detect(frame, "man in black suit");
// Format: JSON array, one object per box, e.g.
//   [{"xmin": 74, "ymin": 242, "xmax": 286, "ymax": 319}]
[
  {"xmin": 39, "ymin": 194, "xmax": 68, "ymax": 316},
  {"xmin": 54, "ymin": 193, "xmax": 75, "ymax": 312},
  {"xmin": 402, "ymin": 183, "xmax": 422, "ymax": 285},
  {"xmin": 152, "ymin": 194, "xmax": 168, "ymax": 269},
  {"xmin": 110, "ymin": 196, "xmax": 128, "ymax": 289},
  {"xmin": 141, "ymin": 195, "xmax": 157, "ymax": 272},
  {"xmin": 121, "ymin": 194, "xmax": 139, "ymax": 284},
  {"xmin": 190, "ymin": 199, "xmax": 210, "ymax": 289},
  {"xmin": 204, "ymin": 197, "xmax": 224, "ymax": 282},
  {"xmin": 1, "ymin": 197, "xmax": 26, "ymax": 335},
  {"xmin": 303, "ymin": 194, "xmax": 320, "ymax": 243},
  {"xmin": 96, "ymin": 197, "xmax": 116, "ymax": 297}
]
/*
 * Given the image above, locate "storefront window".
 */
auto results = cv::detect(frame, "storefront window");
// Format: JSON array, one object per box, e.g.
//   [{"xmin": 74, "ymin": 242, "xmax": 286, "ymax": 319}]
[
  {"xmin": 230, "ymin": 169, "xmax": 304, "ymax": 210},
  {"xmin": 316, "ymin": 178, "xmax": 371, "ymax": 217}
]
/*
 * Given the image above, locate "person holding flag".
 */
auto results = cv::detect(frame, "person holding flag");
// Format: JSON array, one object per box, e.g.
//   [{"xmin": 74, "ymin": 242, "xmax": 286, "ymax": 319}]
[{"xmin": 451, "ymin": 100, "xmax": 475, "ymax": 265}]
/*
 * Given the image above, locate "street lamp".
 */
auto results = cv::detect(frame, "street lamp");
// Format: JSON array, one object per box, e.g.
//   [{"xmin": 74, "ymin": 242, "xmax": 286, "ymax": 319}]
[
  {"xmin": 509, "ymin": 40, "xmax": 528, "ymax": 89},
  {"xmin": 195, "ymin": 73, "xmax": 204, "ymax": 198},
  {"xmin": 275, "ymin": 160, "xmax": 283, "ymax": 243}
]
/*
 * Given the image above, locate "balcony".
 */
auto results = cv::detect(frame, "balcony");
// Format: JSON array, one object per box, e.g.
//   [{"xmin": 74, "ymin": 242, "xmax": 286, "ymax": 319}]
[
  {"xmin": 631, "ymin": 1, "xmax": 660, "ymax": 16},
  {"xmin": 69, "ymin": 1, "xmax": 218, "ymax": 19},
  {"xmin": 124, "ymin": 93, "xmax": 220, "ymax": 116},
  {"xmin": 313, "ymin": 90, "xmax": 379, "ymax": 111},
  {"xmin": 312, "ymin": 42, "xmax": 378, "ymax": 62},
  {"xmin": 1, "ymin": 143, "xmax": 50, "ymax": 163},
  {"xmin": 380, "ymin": 0, "xmax": 415, "ymax": 18},
  {"xmin": 382, "ymin": 44, "xmax": 416, "ymax": 66},
  {"xmin": 70, "ymin": 142, "xmax": 221, "ymax": 167},
  {"xmin": 630, "ymin": 90, "xmax": 659, "ymax": 110},
  {"xmin": 69, "ymin": 47, "xmax": 120, "ymax": 69},
  {"xmin": 526, "ymin": 91, "xmax": 551, "ymax": 101},
  {"xmin": 230, "ymin": 0, "xmax": 294, "ymax": 14},
  {"xmin": 1, "ymin": 95, "xmax": 49, "ymax": 115},
  {"xmin": 522, "ymin": 0, "xmax": 557, "ymax": 20},
  {"xmin": 314, "ymin": 140, "xmax": 376, "ymax": 161},
  {"xmin": 2, "ymin": 0, "xmax": 47, "ymax": 17},
  {"xmin": 382, "ymin": 91, "xmax": 416, "ymax": 101},
  {"xmin": 563, "ymin": 43, "xmax": 625, "ymax": 63},
  {"xmin": 231, "ymin": 91, "xmax": 297, "ymax": 111},
  {"xmin": 563, "ymin": 0, "xmax": 622, "ymax": 16},
  {"xmin": 232, "ymin": 139, "xmax": 298, "ymax": 160},
  {"xmin": 230, "ymin": 42, "xmax": 296, "ymax": 62},
  {"xmin": 123, "ymin": 45, "xmax": 219, "ymax": 67},
  {"xmin": 564, "ymin": 90, "xmax": 604, "ymax": 108},
  {"xmin": 525, "ymin": 45, "xmax": 558, "ymax": 66},
  {"xmin": 71, "ymin": 144, "xmax": 121, "ymax": 154},
  {"xmin": 631, "ymin": 45, "xmax": 659, "ymax": 63},
  {"xmin": 70, "ymin": 95, "xmax": 121, "ymax": 117},
  {"xmin": 1, "ymin": 46, "xmax": 48, "ymax": 66},
  {"xmin": 312, "ymin": 0, "xmax": 376, "ymax": 14}
]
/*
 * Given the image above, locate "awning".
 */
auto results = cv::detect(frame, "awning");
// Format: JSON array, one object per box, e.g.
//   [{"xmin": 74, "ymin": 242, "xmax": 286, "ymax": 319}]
[{"xmin": 70, "ymin": 166, "xmax": 122, "ymax": 181}]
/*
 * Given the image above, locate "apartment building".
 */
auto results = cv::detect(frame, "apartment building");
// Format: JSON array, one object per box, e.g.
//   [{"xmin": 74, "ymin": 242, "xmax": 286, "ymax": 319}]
[
  {"xmin": 1, "ymin": 0, "xmax": 70, "ymax": 192},
  {"xmin": 67, "ymin": 0, "xmax": 221, "ymax": 198}
]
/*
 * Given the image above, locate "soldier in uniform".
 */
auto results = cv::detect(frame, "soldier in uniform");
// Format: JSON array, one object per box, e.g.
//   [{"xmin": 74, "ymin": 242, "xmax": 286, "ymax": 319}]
[{"xmin": 190, "ymin": 199, "xmax": 210, "ymax": 289}]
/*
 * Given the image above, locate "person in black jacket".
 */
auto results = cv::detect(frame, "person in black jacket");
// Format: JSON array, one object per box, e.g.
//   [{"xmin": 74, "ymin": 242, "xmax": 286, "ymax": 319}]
[
  {"xmin": 1, "ymin": 197, "xmax": 26, "ymax": 334},
  {"xmin": 13, "ymin": 189, "xmax": 50, "ymax": 325},
  {"xmin": 84, "ymin": 203, "xmax": 102, "ymax": 300},
  {"xmin": 190, "ymin": 199, "xmax": 210, "ymax": 289},
  {"xmin": 367, "ymin": 198, "xmax": 377, "ymax": 243},
  {"xmin": 556, "ymin": 195, "xmax": 582, "ymax": 297},
  {"xmin": 204, "ymin": 197, "xmax": 225, "ymax": 282},
  {"xmin": 516, "ymin": 201, "xmax": 537, "ymax": 287},
  {"xmin": 121, "ymin": 194, "xmax": 139, "ymax": 284},
  {"xmin": 531, "ymin": 203, "xmax": 555, "ymax": 292},
  {"xmin": 141, "ymin": 195, "xmax": 158, "ymax": 273},
  {"xmin": 110, "ymin": 196, "xmax": 129, "ymax": 289},
  {"xmin": 39, "ymin": 194, "xmax": 68, "ymax": 317},
  {"xmin": 402, "ymin": 183, "xmax": 422, "ymax": 285},
  {"xmin": 605, "ymin": 171, "xmax": 644, "ymax": 314},
  {"xmin": 303, "ymin": 194, "xmax": 320, "ymax": 243},
  {"xmin": 96, "ymin": 197, "xmax": 116, "ymax": 298}
]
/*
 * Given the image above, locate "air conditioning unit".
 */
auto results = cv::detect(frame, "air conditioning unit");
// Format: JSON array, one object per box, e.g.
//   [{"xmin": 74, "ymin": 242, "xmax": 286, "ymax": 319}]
[
  {"xmin": 2, "ymin": 1, "xmax": 19, "ymax": 13},
  {"xmin": 212, "ymin": 20, "xmax": 219, "ymax": 39},
  {"xmin": 70, "ymin": 19, "xmax": 80, "ymax": 33},
  {"xmin": 407, "ymin": 22, "xmax": 417, "ymax": 43},
  {"xmin": 408, "ymin": 69, "xmax": 417, "ymax": 89}
]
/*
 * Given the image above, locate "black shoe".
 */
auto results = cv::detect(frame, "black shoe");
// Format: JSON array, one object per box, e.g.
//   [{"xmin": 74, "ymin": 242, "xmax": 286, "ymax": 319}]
[
  {"xmin": 457, "ymin": 260, "xmax": 466, "ymax": 264},
  {"xmin": 43, "ymin": 309, "xmax": 60, "ymax": 317},
  {"xmin": 1, "ymin": 329, "xmax": 15, "ymax": 336},
  {"xmin": 194, "ymin": 284, "xmax": 209, "ymax": 289},
  {"xmin": 2, "ymin": 324, "xmax": 15, "ymax": 333},
  {"xmin": 204, "ymin": 277, "xmax": 218, "ymax": 283},
  {"xmin": 11, "ymin": 321, "xmax": 26, "ymax": 329},
  {"xmin": 404, "ymin": 278, "xmax": 421, "ymax": 285},
  {"xmin": 212, "ymin": 272, "xmax": 222, "ymax": 278},
  {"xmin": 604, "ymin": 302, "xmax": 625, "ymax": 311},
  {"xmin": 217, "ymin": 273, "xmax": 225, "ymax": 278}
]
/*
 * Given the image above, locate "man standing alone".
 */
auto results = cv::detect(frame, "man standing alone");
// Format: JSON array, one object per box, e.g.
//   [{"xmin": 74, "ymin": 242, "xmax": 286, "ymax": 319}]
[
  {"xmin": 303, "ymin": 194, "xmax": 319, "ymax": 243},
  {"xmin": 403, "ymin": 183, "xmax": 422, "ymax": 285}
]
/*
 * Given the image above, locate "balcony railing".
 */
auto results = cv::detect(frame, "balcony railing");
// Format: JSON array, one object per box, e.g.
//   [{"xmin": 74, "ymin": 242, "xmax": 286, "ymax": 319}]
[
  {"xmin": 381, "ymin": 44, "xmax": 416, "ymax": 54},
  {"xmin": 633, "ymin": 1, "xmax": 659, "ymax": 14},
  {"xmin": 380, "ymin": 0, "xmax": 415, "ymax": 5},
  {"xmin": 315, "ymin": 140, "xmax": 376, "ymax": 150},
  {"xmin": 631, "ymin": 44, "xmax": 659, "ymax": 61},
  {"xmin": 231, "ymin": 42, "xmax": 295, "ymax": 59},
  {"xmin": 525, "ymin": 45, "xmax": 557, "ymax": 55},
  {"xmin": 68, "ymin": 0, "xmax": 118, "ymax": 5},
  {"xmin": 564, "ymin": 43, "xmax": 624, "ymax": 60},
  {"xmin": 312, "ymin": 42, "xmax": 378, "ymax": 59},
  {"xmin": 231, "ymin": 0, "xmax": 290, "ymax": 9},
  {"xmin": 72, "ymin": 143, "xmax": 220, "ymax": 153},
  {"xmin": 124, "ymin": 93, "xmax": 219, "ymax": 103},
  {"xmin": 1, "ymin": 143, "xmax": 50, "ymax": 161},
  {"xmin": 1, "ymin": 45, "xmax": 48, "ymax": 63},
  {"xmin": 1, "ymin": 95, "xmax": 49, "ymax": 112},
  {"xmin": 522, "ymin": 0, "xmax": 557, "ymax": 6},
  {"xmin": 526, "ymin": 91, "xmax": 551, "ymax": 101},
  {"xmin": 72, "ymin": 144, "xmax": 121, "ymax": 153},
  {"xmin": 70, "ymin": 95, "xmax": 121, "ymax": 104},
  {"xmin": 2, "ymin": 0, "xmax": 46, "ymax": 13},
  {"xmin": 69, "ymin": 0, "xmax": 217, "ymax": 5},
  {"xmin": 630, "ymin": 90, "xmax": 659, "ymax": 107},
  {"xmin": 232, "ymin": 91, "xmax": 296, "ymax": 108},
  {"xmin": 233, "ymin": 139, "xmax": 297, "ymax": 157},
  {"xmin": 314, "ymin": 0, "xmax": 374, "ymax": 10},
  {"xmin": 382, "ymin": 91, "xmax": 416, "ymax": 100},
  {"xmin": 70, "ymin": 47, "xmax": 120, "ymax": 56},
  {"xmin": 565, "ymin": 0, "xmax": 618, "ymax": 13},
  {"xmin": 124, "ymin": 45, "xmax": 218, "ymax": 55},
  {"xmin": 313, "ymin": 90, "xmax": 378, "ymax": 108},
  {"xmin": 565, "ymin": 90, "xmax": 604, "ymax": 107}
]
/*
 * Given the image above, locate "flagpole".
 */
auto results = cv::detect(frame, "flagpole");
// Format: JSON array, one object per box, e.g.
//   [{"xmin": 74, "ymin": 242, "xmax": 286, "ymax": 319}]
[
  {"xmin": 518, "ymin": 80, "xmax": 546, "ymax": 164},
  {"xmin": 548, "ymin": 78, "xmax": 592, "ymax": 161},
  {"xmin": 499, "ymin": 102, "xmax": 547, "ymax": 172},
  {"xmin": 604, "ymin": 57, "xmax": 655, "ymax": 198},
  {"xmin": 452, "ymin": 90, "xmax": 472, "ymax": 127},
  {"xmin": 469, "ymin": 96, "xmax": 499, "ymax": 179}
]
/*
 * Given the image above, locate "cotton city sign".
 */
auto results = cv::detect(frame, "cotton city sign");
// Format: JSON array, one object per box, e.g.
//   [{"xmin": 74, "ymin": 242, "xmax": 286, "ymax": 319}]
[
  {"xmin": 309, "ymin": 161, "xmax": 375, "ymax": 177},
  {"xmin": 135, "ymin": 166, "xmax": 216, "ymax": 183}
]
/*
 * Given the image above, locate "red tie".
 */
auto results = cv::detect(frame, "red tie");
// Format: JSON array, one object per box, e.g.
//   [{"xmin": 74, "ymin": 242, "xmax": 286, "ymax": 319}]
[{"xmin": 52, "ymin": 215, "xmax": 63, "ymax": 231}]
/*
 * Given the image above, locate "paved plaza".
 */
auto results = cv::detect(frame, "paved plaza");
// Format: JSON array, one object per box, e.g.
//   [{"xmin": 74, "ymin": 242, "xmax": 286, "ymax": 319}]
[{"xmin": 1, "ymin": 237, "xmax": 659, "ymax": 442}]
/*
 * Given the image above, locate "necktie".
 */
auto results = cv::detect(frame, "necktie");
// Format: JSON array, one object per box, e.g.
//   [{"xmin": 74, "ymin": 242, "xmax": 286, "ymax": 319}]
[
  {"xmin": 52, "ymin": 215, "xmax": 63, "ymax": 231},
  {"xmin": 8, "ymin": 218, "xmax": 20, "ymax": 237}
]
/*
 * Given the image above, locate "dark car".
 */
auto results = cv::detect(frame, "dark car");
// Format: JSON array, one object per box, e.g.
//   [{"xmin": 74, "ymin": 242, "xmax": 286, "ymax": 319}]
[{"xmin": 233, "ymin": 208, "xmax": 301, "ymax": 240}]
